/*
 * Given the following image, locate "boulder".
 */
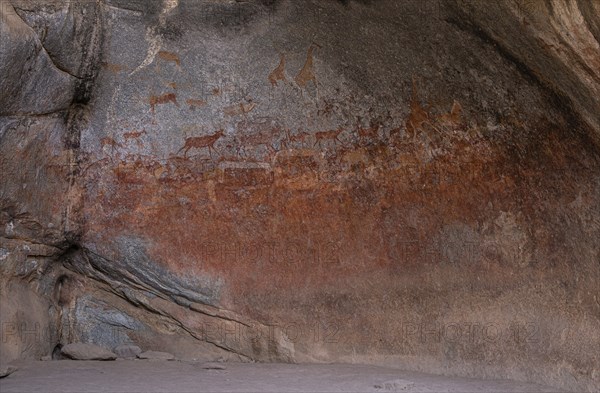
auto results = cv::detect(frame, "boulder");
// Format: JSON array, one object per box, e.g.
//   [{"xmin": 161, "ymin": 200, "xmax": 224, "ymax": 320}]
[
  {"xmin": 0, "ymin": 365, "xmax": 17, "ymax": 378},
  {"xmin": 61, "ymin": 343, "xmax": 117, "ymax": 361},
  {"xmin": 113, "ymin": 344, "xmax": 142, "ymax": 359}
]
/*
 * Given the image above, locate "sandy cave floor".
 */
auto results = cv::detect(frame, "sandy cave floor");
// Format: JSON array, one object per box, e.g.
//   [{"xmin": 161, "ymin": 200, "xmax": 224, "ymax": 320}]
[{"xmin": 0, "ymin": 361, "xmax": 566, "ymax": 393}]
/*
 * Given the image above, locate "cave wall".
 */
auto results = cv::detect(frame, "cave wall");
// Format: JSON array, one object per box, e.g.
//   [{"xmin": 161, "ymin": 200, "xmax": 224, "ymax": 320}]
[
  {"xmin": 1, "ymin": 1, "xmax": 599, "ymax": 391},
  {"xmin": 0, "ymin": 0, "xmax": 93, "ymax": 362}
]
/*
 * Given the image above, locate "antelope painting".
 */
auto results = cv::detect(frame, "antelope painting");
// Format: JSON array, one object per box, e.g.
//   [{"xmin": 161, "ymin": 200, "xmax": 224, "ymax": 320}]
[
  {"xmin": 123, "ymin": 130, "xmax": 147, "ymax": 148},
  {"xmin": 177, "ymin": 129, "xmax": 225, "ymax": 158},
  {"xmin": 157, "ymin": 51, "xmax": 181, "ymax": 71},
  {"xmin": 314, "ymin": 126, "xmax": 344, "ymax": 148},
  {"xmin": 356, "ymin": 118, "xmax": 381, "ymax": 145},
  {"xmin": 100, "ymin": 137, "xmax": 122, "ymax": 149},
  {"xmin": 123, "ymin": 130, "xmax": 147, "ymax": 140},
  {"xmin": 235, "ymin": 119, "xmax": 287, "ymax": 158},
  {"xmin": 149, "ymin": 93, "xmax": 178, "ymax": 113},
  {"xmin": 285, "ymin": 128, "xmax": 311, "ymax": 148}
]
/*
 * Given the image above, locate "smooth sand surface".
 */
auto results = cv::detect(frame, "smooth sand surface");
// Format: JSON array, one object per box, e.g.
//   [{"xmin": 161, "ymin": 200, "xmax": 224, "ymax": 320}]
[{"xmin": 0, "ymin": 360, "xmax": 566, "ymax": 392}]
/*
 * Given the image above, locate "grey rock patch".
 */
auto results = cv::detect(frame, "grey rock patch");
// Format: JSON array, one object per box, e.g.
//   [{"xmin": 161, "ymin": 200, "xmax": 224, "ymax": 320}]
[
  {"xmin": 61, "ymin": 343, "xmax": 117, "ymax": 361},
  {"xmin": 40, "ymin": 355, "xmax": 52, "ymax": 361},
  {"xmin": 73, "ymin": 296, "xmax": 146, "ymax": 351},
  {"xmin": 137, "ymin": 351, "xmax": 175, "ymax": 361},
  {"xmin": 113, "ymin": 344, "xmax": 142, "ymax": 359},
  {"xmin": 374, "ymin": 379, "xmax": 415, "ymax": 391},
  {"xmin": 0, "ymin": 2, "xmax": 77, "ymax": 115}
]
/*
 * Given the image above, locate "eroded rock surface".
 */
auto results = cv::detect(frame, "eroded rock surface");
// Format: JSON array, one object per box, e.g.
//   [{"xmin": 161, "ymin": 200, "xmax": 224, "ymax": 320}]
[
  {"xmin": 1, "ymin": 1, "xmax": 599, "ymax": 392},
  {"xmin": 137, "ymin": 351, "xmax": 175, "ymax": 361}
]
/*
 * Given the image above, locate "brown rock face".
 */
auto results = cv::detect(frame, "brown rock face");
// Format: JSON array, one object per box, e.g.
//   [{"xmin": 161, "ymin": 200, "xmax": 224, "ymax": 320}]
[{"xmin": 1, "ymin": 1, "xmax": 599, "ymax": 392}]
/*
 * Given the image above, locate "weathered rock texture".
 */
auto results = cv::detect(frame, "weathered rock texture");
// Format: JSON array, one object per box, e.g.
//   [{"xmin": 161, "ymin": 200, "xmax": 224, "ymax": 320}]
[{"xmin": 1, "ymin": 1, "xmax": 599, "ymax": 392}]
